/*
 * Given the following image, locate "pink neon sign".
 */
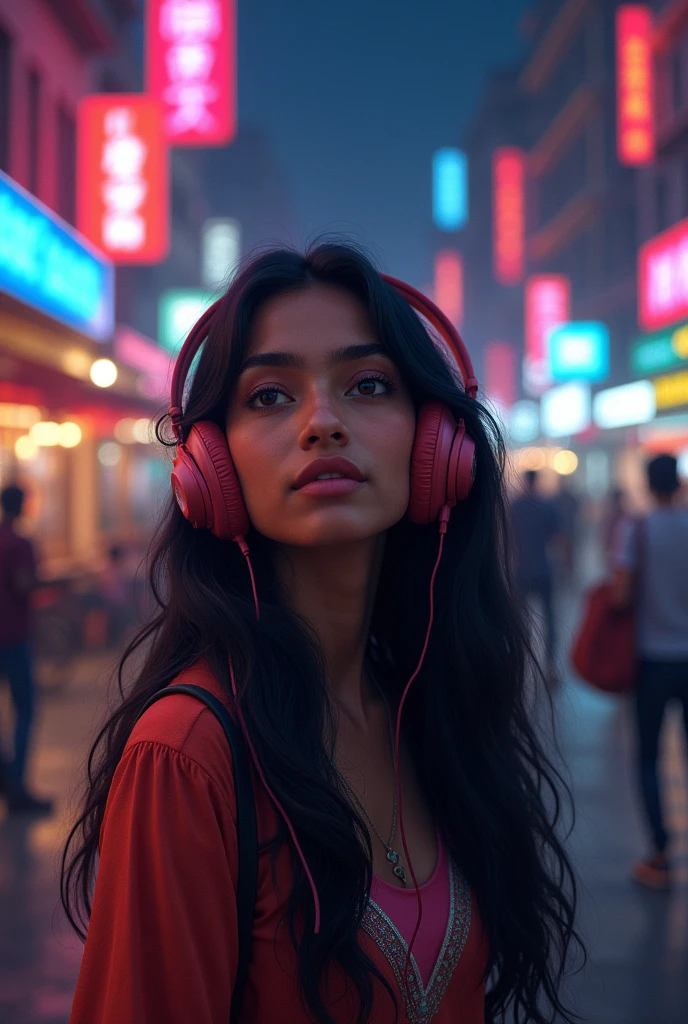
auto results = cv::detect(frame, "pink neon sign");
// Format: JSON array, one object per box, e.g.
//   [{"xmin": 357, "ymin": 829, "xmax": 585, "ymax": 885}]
[
  {"xmin": 146, "ymin": 0, "xmax": 236, "ymax": 146},
  {"xmin": 524, "ymin": 276, "xmax": 571, "ymax": 395},
  {"xmin": 638, "ymin": 217, "xmax": 688, "ymax": 331}
]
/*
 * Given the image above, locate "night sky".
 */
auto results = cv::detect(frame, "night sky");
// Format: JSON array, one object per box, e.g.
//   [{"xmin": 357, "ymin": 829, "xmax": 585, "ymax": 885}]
[{"xmin": 238, "ymin": 0, "xmax": 531, "ymax": 287}]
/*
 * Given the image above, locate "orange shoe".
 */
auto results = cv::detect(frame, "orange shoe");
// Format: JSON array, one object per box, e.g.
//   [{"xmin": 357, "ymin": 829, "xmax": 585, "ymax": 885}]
[{"xmin": 632, "ymin": 854, "xmax": 672, "ymax": 890}]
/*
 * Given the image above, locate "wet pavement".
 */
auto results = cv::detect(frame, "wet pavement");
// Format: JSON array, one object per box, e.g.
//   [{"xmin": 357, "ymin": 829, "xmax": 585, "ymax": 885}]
[{"xmin": 1, "ymin": 626, "xmax": 687, "ymax": 1023}]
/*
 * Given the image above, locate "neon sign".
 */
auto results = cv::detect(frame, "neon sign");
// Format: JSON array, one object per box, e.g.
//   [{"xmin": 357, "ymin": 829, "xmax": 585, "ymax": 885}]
[
  {"xmin": 638, "ymin": 217, "xmax": 688, "ymax": 331},
  {"xmin": 484, "ymin": 342, "xmax": 516, "ymax": 409},
  {"xmin": 78, "ymin": 95, "xmax": 169, "ymax": 264},
  {"xmin": 432, "ymin": 149, "xmax": 468, "ymax": 231},
  {"xmin": 434, "ymin": 250, "xmax": 463, "ymax": 330},
  {"xmin": 524, "ymin": 275, "xmax": 570, "ymax": 394},
  {"xmin": 0, "ymin": 170, "xmax": 113, "ymax": 341},
  {"xmin": 146, "ymin": 0, "xmax": 236, "ymax": 146},
  {"xmin": 493, "ymin": 148, "xmax": 525, "ymax": 286},
  {"xmin": 616, "ymin": 5, "xmax": 654, "ymax": 166},
  {"xmin": 549, "ymin": 322, "xmax": 610, "ymax": 382}
]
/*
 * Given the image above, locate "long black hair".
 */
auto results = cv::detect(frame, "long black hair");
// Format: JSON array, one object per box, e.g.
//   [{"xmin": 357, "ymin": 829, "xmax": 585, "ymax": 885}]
[{"xmin": 62, "ymin": 242, "xmax": 585, "ymax": 1023}]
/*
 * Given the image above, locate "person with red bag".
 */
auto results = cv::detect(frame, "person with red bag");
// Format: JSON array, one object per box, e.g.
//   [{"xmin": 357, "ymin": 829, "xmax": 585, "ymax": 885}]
[{"xmin": 613, "ymin": 455, "xmax": 688, "ymax": 890}]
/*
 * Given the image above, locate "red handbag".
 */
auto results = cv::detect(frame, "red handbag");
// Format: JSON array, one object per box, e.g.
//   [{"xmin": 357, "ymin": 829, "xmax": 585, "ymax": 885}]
[{"xmin": 570, "ymin": 581, "xmax": 636, "ymax": 694}]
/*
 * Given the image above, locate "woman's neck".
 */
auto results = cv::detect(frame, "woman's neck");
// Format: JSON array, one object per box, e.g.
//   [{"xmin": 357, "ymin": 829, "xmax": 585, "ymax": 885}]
[{"xmin": 274, "ymin": 535, "xmax": 385, "ymax": 727}]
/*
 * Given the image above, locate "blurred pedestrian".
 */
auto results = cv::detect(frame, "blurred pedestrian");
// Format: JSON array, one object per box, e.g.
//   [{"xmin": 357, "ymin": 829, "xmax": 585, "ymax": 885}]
[
  {"xmin": 0, "ymin": 484, "xmax": 53, "ymax": 814},
  {"xmin": 614, "ymin": 455, "xmax": 688, "ymax": 889},
  {"xmin": 555, "ymin": 482, "xmax": 580, "ymax": 587},
  {"xmin": 99, "ymin": 544, "xmax": 136, "ymax": 645},
  {"xmin": 603, "ymin": 487, "xmax": 625, "ymax": 569},
  {"xmin": 510, "ymin": 469, "xmax": 561, "ymax": 679}
]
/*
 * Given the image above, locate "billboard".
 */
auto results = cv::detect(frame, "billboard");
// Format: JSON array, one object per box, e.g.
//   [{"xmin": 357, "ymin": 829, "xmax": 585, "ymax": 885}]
[
  {"xmin": 493, "ymin": 148, "xmax": 525, "ymax": 286},
  {"xmin": 593, "ymin": 380, "xmax": 656, "ymax": 429},
  {"xmin": 524, "ymin": 275, "xmax": 570, "ymax": 394},
  {"xmin": 432, "ymin": 149, "xmax": 468, "ymax": 231},
  {"xmin": 638, "ymin": 217, "xmax": 688, "ymax": 331},
  {"xmin": 78, "ymin": 95, "xmax": 169, "ymax": 264},
  {"xmin": 541, "ymin": 382, "xmax": 591, "ymax": 439},
  {"xmin": 616, "ymin": 5, "xmax": 654, "ymax": 166},
  {"xmin": 0, "ymin": 170, "xmax": 113, "ymax": 340},
  {"xmin": 146, "ymin": 0, "xmax": 236, "ymax": 146},
  {"xmin": 433, "ymin": 250, "xmax": 463, "ymax": 330},
  {"xmin": 549, "ymin": 322, "xmax": 610, "ymax": 382}
]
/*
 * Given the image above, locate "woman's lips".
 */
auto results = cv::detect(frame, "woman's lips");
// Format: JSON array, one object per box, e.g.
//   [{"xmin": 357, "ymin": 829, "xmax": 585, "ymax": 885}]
[{"xmin": 295, "ymin": 478, "xmax": 365, "ymax": 497}]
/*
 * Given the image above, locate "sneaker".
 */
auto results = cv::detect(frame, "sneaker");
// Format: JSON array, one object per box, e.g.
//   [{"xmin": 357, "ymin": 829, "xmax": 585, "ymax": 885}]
[
  {"xmin": 632, "ymin": 854, "xmax": 672, "ymax": 890},
  {"xmin": 7, "ymin": 788, "xmax": 54, "ymax": 817}
]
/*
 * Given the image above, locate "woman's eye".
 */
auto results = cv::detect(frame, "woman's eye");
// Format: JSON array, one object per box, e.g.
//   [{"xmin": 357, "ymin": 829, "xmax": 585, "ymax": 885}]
[
  {"xmin": 247, "ymin": 387, "xmax": 290, "ymax": 410},
  {"xmin": 347, "ymin": 375, "xmax": 396, "ymax": 398}
]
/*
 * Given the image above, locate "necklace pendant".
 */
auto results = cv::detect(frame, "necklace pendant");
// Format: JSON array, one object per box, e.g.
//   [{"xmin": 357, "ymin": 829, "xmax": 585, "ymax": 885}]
[
  {"xmin": 393, "ymin": 863, "xmax": 407, "ymax": 884},
  {"xmin": 386, "ymin": 848, "xmax": 400, "ymax": 866}
]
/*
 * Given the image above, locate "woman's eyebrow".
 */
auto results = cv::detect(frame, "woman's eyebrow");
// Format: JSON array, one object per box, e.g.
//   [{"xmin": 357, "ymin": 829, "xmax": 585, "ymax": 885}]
[{"xmin": 239, "ymin": 342, "xmax": 387, "ymax": 373}]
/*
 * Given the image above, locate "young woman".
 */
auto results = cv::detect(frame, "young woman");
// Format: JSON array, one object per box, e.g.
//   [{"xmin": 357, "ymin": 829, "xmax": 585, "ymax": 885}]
[{"xmin": 63, "ymin": 243, "xmax": 583, "ymax": 1024}]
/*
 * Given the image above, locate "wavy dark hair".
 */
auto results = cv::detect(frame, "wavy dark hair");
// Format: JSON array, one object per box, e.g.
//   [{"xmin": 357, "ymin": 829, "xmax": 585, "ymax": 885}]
[{"xmin": 62, "ymin": 242, "xmax": 585, "ymax": 1023}]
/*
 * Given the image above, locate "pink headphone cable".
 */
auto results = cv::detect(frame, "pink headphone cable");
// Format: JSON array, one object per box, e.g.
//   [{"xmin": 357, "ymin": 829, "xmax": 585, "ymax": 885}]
[{"xmin": 230, "ymin": 506, "xmax": 450, "ymax": 944}]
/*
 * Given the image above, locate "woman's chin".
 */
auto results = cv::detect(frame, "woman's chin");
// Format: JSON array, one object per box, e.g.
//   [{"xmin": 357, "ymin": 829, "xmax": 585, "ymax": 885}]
[{"xmin": 262, "ymin": 508, "xmax": 398, "ymax": 548}]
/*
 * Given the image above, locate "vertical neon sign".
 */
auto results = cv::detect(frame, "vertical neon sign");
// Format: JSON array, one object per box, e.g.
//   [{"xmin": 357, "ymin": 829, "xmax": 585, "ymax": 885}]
[
  {"xmin": 434, "ymin": 250, "xmax": 463, "ymax": 329},
  {"xmin": 77, "ymin": 95, "xmax": 169, "ymax": 264},
  {"xmin": 146, "ymin": 0, "xmax": 236, "ymax": 146},
  {"xmin": 616, "ymin": 5, "xmax": 654, "ymax": 166},
  {"xmin": 493, "ymin": 148, "xmax": 525, "ymax": 285},
  {"xmin": 484, "ymin": 342, "xmax": 516, "ymax": 409},
  {"xmin": 433, "ymin": 149, "xmax": 468, "ymax": 231},
  {"xmin": 524, "ymin": 275, "xmax": 570, "ymax": 395}
]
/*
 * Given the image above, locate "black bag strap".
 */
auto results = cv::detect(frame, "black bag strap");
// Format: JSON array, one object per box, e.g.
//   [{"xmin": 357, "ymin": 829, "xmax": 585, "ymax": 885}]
[{"xmin": 139, "ymin": 683, "xmax": 258, "ymax": 1024}]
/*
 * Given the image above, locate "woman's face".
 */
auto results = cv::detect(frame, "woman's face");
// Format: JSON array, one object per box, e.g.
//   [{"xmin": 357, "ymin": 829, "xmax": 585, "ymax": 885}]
[{"xmin": 226, "ymin": 285, "xmax": 416, "ymax": 547}]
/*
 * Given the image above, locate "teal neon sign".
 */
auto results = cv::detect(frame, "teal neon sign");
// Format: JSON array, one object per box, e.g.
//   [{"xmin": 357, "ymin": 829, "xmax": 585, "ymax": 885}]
[{"xmin": 0, "ymin": 170, "xmax": 113, "ymax": 340}]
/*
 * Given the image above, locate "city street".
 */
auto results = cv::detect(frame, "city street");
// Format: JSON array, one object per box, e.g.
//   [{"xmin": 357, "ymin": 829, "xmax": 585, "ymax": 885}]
[{"xmin": 0, "ymin": 634, "xmax": 686, "ymax": 1024}]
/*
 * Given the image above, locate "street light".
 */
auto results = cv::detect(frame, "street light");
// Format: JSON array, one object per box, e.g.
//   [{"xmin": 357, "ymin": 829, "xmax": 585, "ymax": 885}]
[{"xmin": 90, "ymin": 359, "xmax": 118, "ymax": 388}]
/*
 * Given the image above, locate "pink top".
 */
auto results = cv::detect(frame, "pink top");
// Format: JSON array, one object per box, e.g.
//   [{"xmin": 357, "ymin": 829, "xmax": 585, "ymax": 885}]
[{"xmin": 369, "ymin": 829, "xmax": 450, "ymax": 987}]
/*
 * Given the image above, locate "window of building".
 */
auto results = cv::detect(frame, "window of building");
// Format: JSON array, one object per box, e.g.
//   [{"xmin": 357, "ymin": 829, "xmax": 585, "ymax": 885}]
[
  {"xmin": 27, "ymin": 68, "xmax": 40, "ymax": 196},
  {"xmin": 0, "ymin": 27, "xmax": 11, "ymax": 172},
  {"xmin": 57, "ymin": 105, "xmax": 76, "ymax": 224}
]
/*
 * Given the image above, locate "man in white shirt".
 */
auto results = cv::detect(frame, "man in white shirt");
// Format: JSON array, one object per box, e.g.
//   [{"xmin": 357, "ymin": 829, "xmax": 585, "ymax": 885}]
[{"xmin": 615, "ymin": 454, "xmax": 688, "ymax": 889}]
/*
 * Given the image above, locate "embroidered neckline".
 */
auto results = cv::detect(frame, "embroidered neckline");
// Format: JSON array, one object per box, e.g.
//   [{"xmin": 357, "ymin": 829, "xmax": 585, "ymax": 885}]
[{"xmin": 361, "ymin": 857, "xmax": 471, "ymax": 1024}]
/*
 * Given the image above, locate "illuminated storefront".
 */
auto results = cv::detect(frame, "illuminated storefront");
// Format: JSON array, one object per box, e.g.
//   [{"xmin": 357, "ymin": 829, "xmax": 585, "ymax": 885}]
[{"xmin": 0, "ymin": 171, "xmax": 163, "ymax": 574}]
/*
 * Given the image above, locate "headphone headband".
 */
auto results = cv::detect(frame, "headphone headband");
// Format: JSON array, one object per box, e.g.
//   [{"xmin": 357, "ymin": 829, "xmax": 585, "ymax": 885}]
[{"xmin": 169, "ymin": 276, "xmax": 478, "ymax": 437}]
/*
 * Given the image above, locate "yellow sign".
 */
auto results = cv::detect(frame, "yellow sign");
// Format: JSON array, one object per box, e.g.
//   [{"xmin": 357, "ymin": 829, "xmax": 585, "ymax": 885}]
[{"xmin": 654, "ymin": 370, "xmax": 688, "ymax": 409}]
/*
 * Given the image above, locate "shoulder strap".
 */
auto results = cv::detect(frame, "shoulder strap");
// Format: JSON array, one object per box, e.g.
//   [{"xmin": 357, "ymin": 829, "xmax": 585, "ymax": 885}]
[{"xmin": 139, "ymin": 683, "xmax": 258, "ymax": 1024}]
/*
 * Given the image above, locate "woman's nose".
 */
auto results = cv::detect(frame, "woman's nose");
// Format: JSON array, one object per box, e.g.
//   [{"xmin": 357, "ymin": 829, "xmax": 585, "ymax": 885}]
[{"xmin": 297, "ymin": 393, "xmax": 350, "ymax": 450}]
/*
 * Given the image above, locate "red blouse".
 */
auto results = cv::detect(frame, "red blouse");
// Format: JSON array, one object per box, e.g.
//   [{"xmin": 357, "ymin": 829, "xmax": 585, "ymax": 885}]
[{"xmin": 70, "ymin": 663, "xmax": 488, "ymax": 1024}]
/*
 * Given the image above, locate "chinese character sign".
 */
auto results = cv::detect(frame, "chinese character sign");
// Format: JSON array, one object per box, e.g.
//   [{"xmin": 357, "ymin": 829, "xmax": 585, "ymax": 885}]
[
  {"xmin": 434, "ymin": 250, "xmax": 463, "ymax": 330},
  {"xmin": 524, "ymin": 276, "xmax": 570, "ymax": 395},
  {"xmin": 77, "ymin": 96, "xmax": 169, "ymax": 264},
  {"xmin": 616, "ymin": 6, "xmax": 654, "ymax": 166},
  {"xmin": 147, "ymin": 0, "xmax": 236, "ymax": 146},
  {"xmin": 493, "ymin": 148, "xmax": 525, "ymax": 285},
  {"xmin": 639, "ymin": 217, "xmax": 688, "ymax": 331}
]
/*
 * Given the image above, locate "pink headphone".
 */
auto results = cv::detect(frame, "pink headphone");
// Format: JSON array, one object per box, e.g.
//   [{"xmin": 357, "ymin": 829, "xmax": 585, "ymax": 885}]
[{"xmin": 168, "ymin": 274, "xmax": 479, "ymax": 546}]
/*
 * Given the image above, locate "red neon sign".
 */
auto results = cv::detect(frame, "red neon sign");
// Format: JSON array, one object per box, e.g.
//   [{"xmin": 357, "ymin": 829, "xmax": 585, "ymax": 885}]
[
  {"xmin": 638, "ymin": 217, "xmax": 688, "ymax": 331},
  {"xmin": 77, "ymin": 95, "xmax": 169, "ymax": 264},
  {"xmin": 434, "ymin": 250, "xmax": 463, "ymax": 330},
  {"xmin": 616, "ymin": 6, "xmax": 655, "ymax": 166},
  {"xmin": 146, "ymin": 0, "xmax": 236, "ymax": 146},
  {"xmin": 484, "ymin": 342, "xmax": 516, "ymax": 409},
  {"xmin": 524, "ymin": 276, "xmax": 570, "ymax": 395},
  {"xmin": 493, "ymin": 148, "xmax": 525, "ymax": 285}
]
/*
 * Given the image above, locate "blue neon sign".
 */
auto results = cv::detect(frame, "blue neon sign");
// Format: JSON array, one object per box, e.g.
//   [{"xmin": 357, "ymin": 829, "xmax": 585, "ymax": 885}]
[
  {"xmin": 549, "ymin": 321, "xmax": 610, "ymax": 383},
  {"xmin": 0, "ymin": 170, "xmax": 114, "ymax": 341},
  {"xmin": 433, "ymin": 149, "xmax": 468, "ymax": 231}
]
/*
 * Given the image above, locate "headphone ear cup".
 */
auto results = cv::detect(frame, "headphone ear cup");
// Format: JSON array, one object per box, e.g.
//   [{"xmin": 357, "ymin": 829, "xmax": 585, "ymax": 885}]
[
  {"xmin": 408, "ymin": 402, "xmax": 476, "ymax": 524},
  {"xmin": 171, "ymin": 422, "xmax": 249, "ymax": 541}
]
